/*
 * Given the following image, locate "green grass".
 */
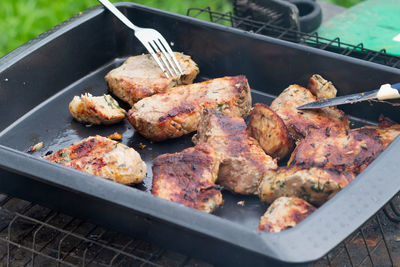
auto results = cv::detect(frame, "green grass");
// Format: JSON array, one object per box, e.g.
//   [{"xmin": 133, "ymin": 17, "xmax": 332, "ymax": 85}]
[
  {"xmin": 0, "ymin": 0, "xmax": 232, "ymax": 57},
  {"xmin": 0, "ymin": 0, "xmax": 364, "ymax": 57}
]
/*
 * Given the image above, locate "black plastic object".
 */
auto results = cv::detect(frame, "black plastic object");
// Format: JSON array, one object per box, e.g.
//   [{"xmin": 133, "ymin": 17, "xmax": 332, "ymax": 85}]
[
  {"xmin": 287, "ymin": 0, "xmax": 322, "ymax": 32},
  {"xmin": 234, "ymin": 0, "xmax": 322, "ymax": 32},
  {"xmin": 234, "ymin": 0, "xmax": 300, "ymax": 30},
  {"xmin": 0, "ymin": 3, "xmax": 400, "ymax": 266}
]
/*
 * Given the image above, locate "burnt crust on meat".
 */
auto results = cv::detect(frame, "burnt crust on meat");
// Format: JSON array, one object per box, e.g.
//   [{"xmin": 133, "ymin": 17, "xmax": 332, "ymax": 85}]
[
  {"xmin": 270, "ymin": 84, "xmax": 349, "ymax": 140},
  {"xmin": 127, "ymin": 75, "xmax": 252, "ymax": 141},
  {"xmin": 43, "ymin": 135, "xmax": 146, "ymax": 185},
  {"xmin": 258, "ymin": 166, "xmax": 355, "ymax": 206},
  {"xmin": 249, "ymin": 103, "xmax": 293, "ymax": 159},
  {"xmin": 258, "ymin": 197, "xmax": 316, "ymax": 233},
  {"xmin": 288, "ymin": 125, "xmax": 400, "ymax": 174},
  {"xmin": 193, "ymin": 109, "xmax": 277, "ymax": 195},
  {"xmin": 151, "ymin": 143, "xmax": 222, "ymax": 213},
  {"xmin": 105, "ymin": 52, "xmax": 199, "ymax": 106}
]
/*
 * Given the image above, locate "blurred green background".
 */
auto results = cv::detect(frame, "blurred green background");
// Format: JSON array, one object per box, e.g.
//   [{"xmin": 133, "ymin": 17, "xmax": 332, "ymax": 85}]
[{"xmin": 0, "ymin": 0, "xmax": 363, "ymax": 57}]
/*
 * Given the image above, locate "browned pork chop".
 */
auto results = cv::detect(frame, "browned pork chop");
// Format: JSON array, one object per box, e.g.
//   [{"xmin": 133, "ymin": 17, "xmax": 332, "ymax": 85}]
[
  {"xmin": 193, "ymin": 109, "xmax": 277, "ymax": 195},
  {"xmin": 105, "ymin": 52, "xmax": 199, "ymax": 105},
  {"xmin": 43, "ymin": 135, "xmax": 146, "ymax": 185},
  {"xmin": 258, "ymin": 197, "xmax": 316, "ymax": 233},
  {"xmin": 258, "ymin": 166, "xmax": 355, "ymax": 206},
  {"xmin": 288, "ymin": 125, "xmax": 400, "ymax": 174},
  {"xmin": 152, "ymin": 144, "xmax": 222, "ymax": 213},
  {"xmin": 249, "ymin": 103, "xmax": 293, "ymax": 159},
  {"xmin": 270, "ymin": 84, "xmax": 349, "ymax": 140},
  {"xmin": 127, "ymin": 75, "xmax": 252, "ymax": 141}
]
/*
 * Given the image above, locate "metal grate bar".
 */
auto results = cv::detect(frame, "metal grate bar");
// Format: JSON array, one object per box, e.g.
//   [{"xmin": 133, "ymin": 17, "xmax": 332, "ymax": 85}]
[
  {"xmin": 343, "ymin": 243, "xmax": 355, "ymax": 267},
  {"xmin": 376, "ymin": 215, "xmax": 395, "ymax": 266},
  {"xmin": 392, "ymin": 60, "xmax": 400, "ymax": 68},
  {"xmin": 345, "ymin": 43, "xmax": 364, "ymax": 56},
  {"xmin": 108, "ymin": 239, "xmax": 134, "ymax": 266},
  {"xmin": 317, "ymin": 37, "xmax": 339, "ymax": 50},
  {"xmin": 359, "ymin": 228, "xmax": 375, "ymax": 266},
  {"xmin": 210, "ymin": 11, "xmax": 230, "ymax": 24}
]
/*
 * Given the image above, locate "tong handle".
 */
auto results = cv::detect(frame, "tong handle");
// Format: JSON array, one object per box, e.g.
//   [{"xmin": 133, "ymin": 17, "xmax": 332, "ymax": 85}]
[
  {"xmin": 392, "ymin": 82, "xmax": 400, "ymax": 91},
  {"xmin": 377, "ymin": 83, "xmax": 400, "ymax": 100}
]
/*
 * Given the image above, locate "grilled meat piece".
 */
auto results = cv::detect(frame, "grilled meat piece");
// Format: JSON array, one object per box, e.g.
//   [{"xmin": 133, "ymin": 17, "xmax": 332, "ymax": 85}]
[
  {"xmin": 193, "ymin": 109, "xmax": 277, "ymax": 194},
  {"xmin": 128, "ymin": 76, "xmax": 252, "ymax": 141},
  {"xmin": 43, "ymin": 135, "xmax": 146, "ymax": 184},
  {"xmin": 378, "ymin": 114, "xmax": 398, "ymax": 128},
  {"xmin": 249, "ymin": 103, "xmax": 293, "ymax": 159},
  {"xmin": 270, "ymin": 84, "xmax": 349, "ymax": 139},
  {"xmin": 289, "ymin": 125, "xmax": 400, "ymax": 174},
  {"xmin": 105, "ymin": 52, "xmax": 199, "ymax": 106},
  {"xmin": 69, "ymin": 93, "xmax": 125, "ymax": 125},
  {"xmin": 258, "ymin": 166, "xmax": 355, "ymax": 205},
  {"xmin": 307, "ymin": 74, "xmax": 337, "ymax": 100},
  {"xmin": 152, "ymin": 144, "xmax": 222, "ymax": 213},
  {"xmin": 258, "ymin": 197, "xmax": 316, "ymax": 233}
]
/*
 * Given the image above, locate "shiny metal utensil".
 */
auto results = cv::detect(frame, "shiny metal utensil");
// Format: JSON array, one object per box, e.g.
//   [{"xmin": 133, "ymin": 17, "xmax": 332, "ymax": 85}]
[
  {"xmin": 97, "ymin": 0, "xmax": 183, "ymax": 78},
  {"xmin": 297, "ymin": 82, "xmax": 400, "ymax": 110}
]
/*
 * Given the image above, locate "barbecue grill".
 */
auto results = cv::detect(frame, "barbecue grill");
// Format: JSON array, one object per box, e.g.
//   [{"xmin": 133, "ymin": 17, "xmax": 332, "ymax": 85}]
[{"xmin": 0, "ymin": 4, "xmax": 399, "ymax": 266}]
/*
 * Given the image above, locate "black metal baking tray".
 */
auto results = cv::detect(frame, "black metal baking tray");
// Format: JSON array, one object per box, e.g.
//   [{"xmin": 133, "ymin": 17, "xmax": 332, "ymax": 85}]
[{"xmin": 0, "ymin": 3, "xmax": 400, "ymax": 266}]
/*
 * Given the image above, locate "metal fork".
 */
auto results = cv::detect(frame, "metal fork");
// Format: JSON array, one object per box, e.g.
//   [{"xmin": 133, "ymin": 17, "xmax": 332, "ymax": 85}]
[{"xmin": 98, "ymin": 0, "xmax": 183, "ymax": 78}]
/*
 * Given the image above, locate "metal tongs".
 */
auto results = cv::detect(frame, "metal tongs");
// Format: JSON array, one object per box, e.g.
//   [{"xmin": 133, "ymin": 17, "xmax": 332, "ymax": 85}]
[
  {"xmin": 298, "ymin": 83, "xmax": 400, "ymax": 110},
  {"xmin": 97, "ymin": 0, "xmax": 183, "ymax": 78}
]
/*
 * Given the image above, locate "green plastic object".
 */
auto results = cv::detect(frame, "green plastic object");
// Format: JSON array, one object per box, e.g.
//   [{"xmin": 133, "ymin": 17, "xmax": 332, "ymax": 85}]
[{"xmin": 318, "ymin": 0, "xmax": 400, "ymax": 56}]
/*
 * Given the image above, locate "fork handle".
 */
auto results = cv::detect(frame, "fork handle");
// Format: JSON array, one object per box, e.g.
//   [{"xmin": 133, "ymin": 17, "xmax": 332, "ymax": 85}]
[{"xmin": 97, "ymin": 0, "xmax": 139, "ymax": 31}]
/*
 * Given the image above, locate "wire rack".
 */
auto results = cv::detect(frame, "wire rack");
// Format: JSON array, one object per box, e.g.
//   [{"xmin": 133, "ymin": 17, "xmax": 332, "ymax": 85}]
[
  {"xmin": 0, "ymin": 194, "xmax": 212, "ymax": 267},
  {"xmin": 1, "ymin": 6, "xmax": 400, "ymax": 267},
  {"xmin": 187, "ymin": 7, "xmax": 400, "ymax": 68},
  {"xmin": 0, "ymin": 194, "xmax": 398, "ymax": 266}
]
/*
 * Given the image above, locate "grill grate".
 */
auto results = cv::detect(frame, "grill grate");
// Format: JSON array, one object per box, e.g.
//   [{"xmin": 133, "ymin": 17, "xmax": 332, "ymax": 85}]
[
  {"xmin": 0, "ymin": 194, "xmax": 210, "ymax": 267},
  {"xmin": 186, "ymin": 7, "xmax": 400, "ymax": 68},
  {"xmin": 0, "ymin": 194, "xmax": 398, "ymax": 266},
  {"xmin": 1, "ymin": 6, "xmax": 400, "ymax": 267}
]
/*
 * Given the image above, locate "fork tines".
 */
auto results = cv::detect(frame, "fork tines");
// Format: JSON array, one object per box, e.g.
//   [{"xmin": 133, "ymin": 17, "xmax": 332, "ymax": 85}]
[
  {"xmin": 139, "ymin": 31, "xmax": 183, "ymax": 79},
  {"xmin": 97, "ymin": 0, "xmax": 183, "ymax": 79}
]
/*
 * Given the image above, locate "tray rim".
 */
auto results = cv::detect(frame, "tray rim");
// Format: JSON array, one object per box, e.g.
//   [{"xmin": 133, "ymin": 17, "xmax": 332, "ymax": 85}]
[{"xmin": 1, "ymin": 2, "xmax": 400, "ymax": 264}]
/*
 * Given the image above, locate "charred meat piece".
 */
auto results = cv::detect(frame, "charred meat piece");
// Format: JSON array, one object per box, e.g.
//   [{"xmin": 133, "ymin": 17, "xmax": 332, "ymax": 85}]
[
  {"xmin": 258, "ymin": 166, "xmax": 355, "ymax": 205},
  {"xmin": 105, "ymin": 52, "xmax": 199, "ymax": 106},
  {"xmin": 249, "ymin": 103, "xmax": 293, "ymax": 159},
  {"xmin": 270, "ymin": 84, "xmax": 349, "ymax": 139},
  {"xmin": 307, "ymin": 74, "xmax": 337, "ymax": 100},
  {"xmin": 43, "ymin": 135, "xmax": 146, "ymax": 185},
  {"xmin": 152, "ymin": 144, "xmax": 222, "ymax": 213},
  {"xmin": 69, "ymin": 94, "xmax": 125, "ymax": 125},
  {"xmin": 288, "ymin": 125, "xmax": 400, "ymax": 174},
  {"xmin": 193, "ymin": 109, "xmax": 277, "ymax": 195},
  {"xmin": 128, "ymin": 76, "xmax": 252, "ymax": 141},
  {"xmin": 258, "ymin": 197, "xmax": 316, "ymax": 233}
]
